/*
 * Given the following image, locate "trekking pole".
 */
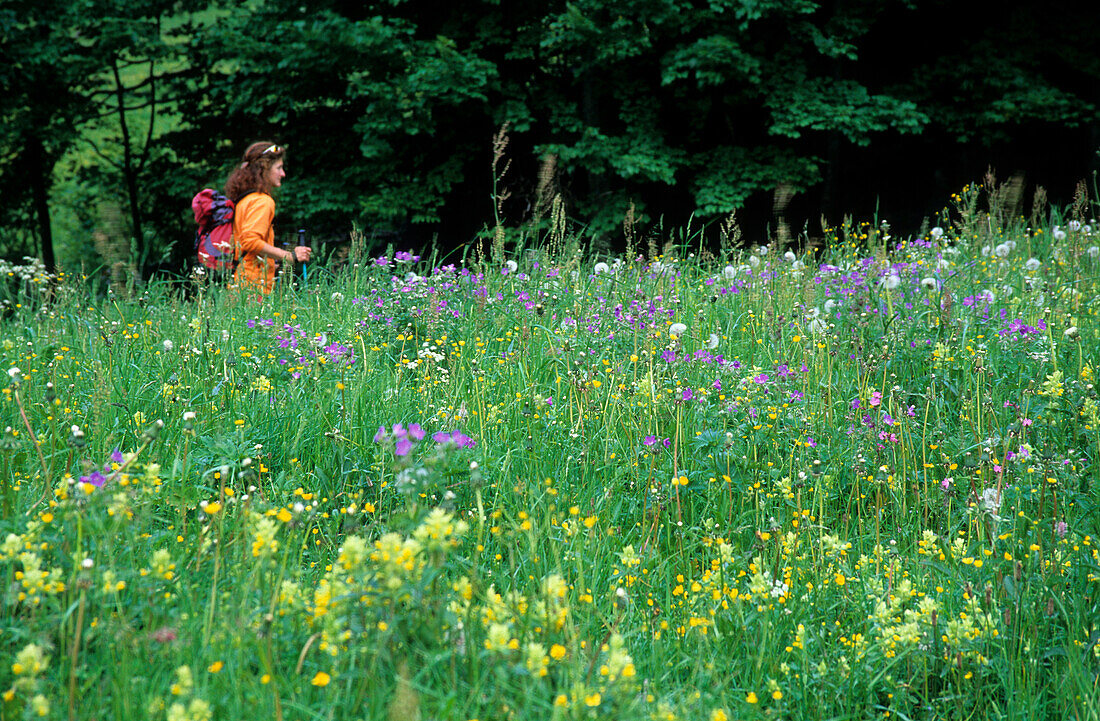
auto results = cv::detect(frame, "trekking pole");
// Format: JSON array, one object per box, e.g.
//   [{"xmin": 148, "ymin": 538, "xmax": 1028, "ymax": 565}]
[{"xmin": 297, "ymin": 229, "xmax": 308, "ymax": 285}]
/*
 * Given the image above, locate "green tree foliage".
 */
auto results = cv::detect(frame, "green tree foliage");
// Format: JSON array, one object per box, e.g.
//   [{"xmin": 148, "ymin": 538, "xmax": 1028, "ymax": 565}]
[
  {"xmin": 1, "ymin": 0, "xmax": 188, "ymax": 270},
  {"xmin": 3, "ymin": 0, "xmax": 1098, "ymax": 267},
  {"xmin": 0, "ymin": 0, "xmax": 98, "ymax": 268},
  {"xmin": 168, "ymin": 0, "xmax": 497, "ymax": 237},
  {"xmin": 162, "ymin": 0, "xmax": 938, "ymax": 239}
]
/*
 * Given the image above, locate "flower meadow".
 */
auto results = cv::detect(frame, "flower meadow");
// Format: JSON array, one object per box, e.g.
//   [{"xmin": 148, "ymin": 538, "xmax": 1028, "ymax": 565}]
[{"xmin": 1, "ymin": 206, "xmax": 1099, "ymax": 720}]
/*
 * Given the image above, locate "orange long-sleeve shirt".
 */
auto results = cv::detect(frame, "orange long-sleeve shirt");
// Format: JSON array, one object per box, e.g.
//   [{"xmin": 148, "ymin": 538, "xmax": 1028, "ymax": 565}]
[{"xmin": 232, "ymin": 192, "xmax": 280, "ymax": 295}]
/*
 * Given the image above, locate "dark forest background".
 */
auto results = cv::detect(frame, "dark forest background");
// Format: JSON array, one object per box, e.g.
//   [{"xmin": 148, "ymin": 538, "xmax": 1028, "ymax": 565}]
[{"xmin": 2, "ymin": 0, "xmax": 1099, "ymax": 275}]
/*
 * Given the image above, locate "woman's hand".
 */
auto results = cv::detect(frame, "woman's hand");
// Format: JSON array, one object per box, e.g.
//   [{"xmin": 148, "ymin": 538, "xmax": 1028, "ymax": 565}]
[{"xmin": 288, "ymin": 246, "xmax": 312, "ymax": 263}]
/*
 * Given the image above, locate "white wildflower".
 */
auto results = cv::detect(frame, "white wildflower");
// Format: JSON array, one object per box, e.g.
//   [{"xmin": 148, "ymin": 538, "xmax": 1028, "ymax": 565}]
[{"xmin": 979, "ymin": 488, "xmax": 1003, "ymax": 519}]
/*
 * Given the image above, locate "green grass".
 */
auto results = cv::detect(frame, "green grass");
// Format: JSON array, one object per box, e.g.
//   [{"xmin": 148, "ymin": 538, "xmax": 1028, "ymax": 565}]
[{"xmin": 1, "ymin": 200, "xmax": 1099, "ymax": 720}]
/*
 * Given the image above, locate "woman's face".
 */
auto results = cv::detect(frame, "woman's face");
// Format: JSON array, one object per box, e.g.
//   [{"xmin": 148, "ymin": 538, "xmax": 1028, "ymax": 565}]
[{"xmin": 266, "ymin": 160, "xmax": 285, "ymax": 189}]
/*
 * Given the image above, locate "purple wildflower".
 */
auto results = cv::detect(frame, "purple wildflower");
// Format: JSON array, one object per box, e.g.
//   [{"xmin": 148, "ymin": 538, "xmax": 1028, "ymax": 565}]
[
  {"xmin": 433, "ymin": 430, "xmax": 477, "ymax": 448},
  {"xmin": 395, "ymin": 437, "xmax": 413, "ymax": 456},
  {"xmin": 80, "ymin": 470, "xmax": 107, "ymax": 488}
]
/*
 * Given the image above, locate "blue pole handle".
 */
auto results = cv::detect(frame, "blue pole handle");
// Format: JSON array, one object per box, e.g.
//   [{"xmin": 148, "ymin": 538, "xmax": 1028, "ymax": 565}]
[{"xmin": 297, "ymin": 229, "xmax": 308, "ymax": 284}]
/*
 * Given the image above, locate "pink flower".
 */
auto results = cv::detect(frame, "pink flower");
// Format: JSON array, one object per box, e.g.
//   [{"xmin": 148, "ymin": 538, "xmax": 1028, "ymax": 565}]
[
  {"xmin": 869, "ymin": 391, "xmax": 882, "ymax": 407},
  {"xmin": 151, "ymin": 627, "xmax": 178, "ymax": 643}
]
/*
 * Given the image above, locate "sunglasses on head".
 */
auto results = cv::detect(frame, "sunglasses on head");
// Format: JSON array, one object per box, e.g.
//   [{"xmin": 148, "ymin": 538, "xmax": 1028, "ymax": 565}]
[{"xmin": 261, "ymin": 145, "xmax": 282, "ymax": 156}]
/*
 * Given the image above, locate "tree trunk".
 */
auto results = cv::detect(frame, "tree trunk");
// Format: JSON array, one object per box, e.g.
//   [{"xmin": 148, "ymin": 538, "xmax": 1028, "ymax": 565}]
[
  {"xmin": 28, "ymin": 135, "xmax": 57, "ymax": 274},
  {"xmin": 112, "ymin": 58, "xmax": 144, "ymax": 263}
]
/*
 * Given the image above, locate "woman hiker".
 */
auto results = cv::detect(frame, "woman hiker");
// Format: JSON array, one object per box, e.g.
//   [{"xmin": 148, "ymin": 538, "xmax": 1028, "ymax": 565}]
[{"xmin": 224, "ymin": 142, "xmax": 311, "ymax": 297}]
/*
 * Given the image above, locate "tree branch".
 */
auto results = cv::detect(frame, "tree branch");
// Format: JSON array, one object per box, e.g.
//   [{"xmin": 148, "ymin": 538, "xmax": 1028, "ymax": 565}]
[{"xmin": 80, "ymin": 136, "xmax": 125, "ymax": 171}]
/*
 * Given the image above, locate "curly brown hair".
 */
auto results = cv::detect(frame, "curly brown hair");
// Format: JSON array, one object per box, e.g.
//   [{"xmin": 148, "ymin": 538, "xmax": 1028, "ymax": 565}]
[{"xmin": 224, "ymin": 141, "xmax": 286, "ymax": 203}]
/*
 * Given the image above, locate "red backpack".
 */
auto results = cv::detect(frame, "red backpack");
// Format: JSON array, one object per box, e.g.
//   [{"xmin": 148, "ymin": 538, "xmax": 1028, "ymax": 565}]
[{"xmin": 191, "ymin": 189, "xmax": 236, "ymax": 270}]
